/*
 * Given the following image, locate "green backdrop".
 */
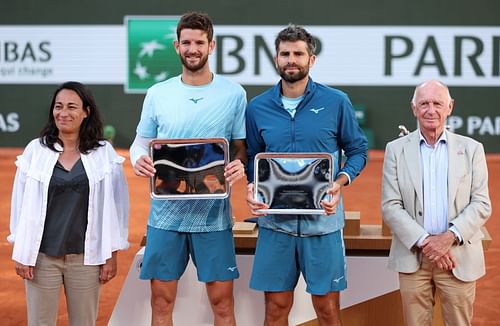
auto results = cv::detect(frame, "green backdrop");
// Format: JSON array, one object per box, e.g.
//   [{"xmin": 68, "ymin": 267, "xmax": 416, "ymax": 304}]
[{"xmin": 1, "ymin": 0, "xmax": 499, "ymax": 151}]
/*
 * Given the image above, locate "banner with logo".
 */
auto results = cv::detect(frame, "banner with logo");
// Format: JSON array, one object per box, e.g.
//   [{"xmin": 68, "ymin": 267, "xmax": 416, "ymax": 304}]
[
  {"xmin": 0, "ymin": 26, "xmax": 125, "ymax": 84},
  {"xmin": 1, "ymin": 24, "xmax": 500, "ymax": 91},
  {"xmin": 126, "ymin": 16, "xmax": 181, "ymax": 92},
  {"xmin": 1, "ymin": 21, "xmax": 499, "ymax": 151}
]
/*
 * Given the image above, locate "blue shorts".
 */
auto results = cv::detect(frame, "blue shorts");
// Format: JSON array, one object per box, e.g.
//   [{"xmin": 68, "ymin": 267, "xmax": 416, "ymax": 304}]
[
  {"xmin": 250, "ymin": 227, "xmax": 346, "ymax": 295},
  {"xmin": 140, "ymin": 226, "xmax": 239, "ymax": 282}
]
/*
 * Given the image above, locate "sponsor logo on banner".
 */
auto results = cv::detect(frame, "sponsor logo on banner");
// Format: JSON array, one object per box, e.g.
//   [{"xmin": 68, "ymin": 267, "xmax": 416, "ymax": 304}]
[
  {"xmin": 448, "ymin": 115, "xmax": 500, "ymax": 136},
  {"xmin": 0, "ymin": 37, "xmax": 53, "ymax": 80},
  {"xmin": 125, "ymin": 16, "xmax": 181, "ymax": 93},
  {"xmin": 0, "ymin": 112, "xmax": 20, "ymax": 132},
  {"xmin": 0, "ymin": 26, "xmax": 125, "ymax": 84},
  {"xmin": 0, "ymin": 24, "xmax": 499, "ymax": 87}
]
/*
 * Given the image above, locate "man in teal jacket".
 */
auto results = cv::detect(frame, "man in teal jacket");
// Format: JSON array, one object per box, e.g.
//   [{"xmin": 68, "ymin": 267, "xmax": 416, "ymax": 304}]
[{"xmin": 246, "ymin": 24, "xmax": 368, "ymax": 325}]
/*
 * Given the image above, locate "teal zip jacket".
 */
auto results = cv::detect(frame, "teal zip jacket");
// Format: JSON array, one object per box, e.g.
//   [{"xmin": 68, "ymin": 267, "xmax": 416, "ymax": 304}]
[{"xmin": 246, "ymin": 78, "xmax": 368, "ymax": 236}]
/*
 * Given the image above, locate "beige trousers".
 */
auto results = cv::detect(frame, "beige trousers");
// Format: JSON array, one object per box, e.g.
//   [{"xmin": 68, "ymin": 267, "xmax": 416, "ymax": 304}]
[
  {"xmin": 25, "ymin": 253, "xmax": 101, "ymax": 326},
  {"xmin": 399, "ymin": 255, "xmax": 476, "ymax": 326}
]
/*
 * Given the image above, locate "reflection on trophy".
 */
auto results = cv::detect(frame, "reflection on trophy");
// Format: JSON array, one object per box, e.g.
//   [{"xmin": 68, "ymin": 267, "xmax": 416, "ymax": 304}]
[
  {"xmin": 254, "ymin": 153, "xmax": 333, "ymax": 214},
  {"xmin": 149, "ymin": 139, "xmax": 229, "ymax": 199}
]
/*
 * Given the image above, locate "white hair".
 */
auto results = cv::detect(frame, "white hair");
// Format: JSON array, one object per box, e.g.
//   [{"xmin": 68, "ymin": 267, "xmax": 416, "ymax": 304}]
[{"xmin": 410, "ymin": 80, "xmax": 452, "ymax": 105}]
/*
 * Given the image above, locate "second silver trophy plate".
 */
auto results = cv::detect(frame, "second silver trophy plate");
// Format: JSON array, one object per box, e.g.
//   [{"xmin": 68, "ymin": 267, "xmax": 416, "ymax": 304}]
[{"xmin": 254, "ymin": 152, "xmax": 333, "ymax": 214}]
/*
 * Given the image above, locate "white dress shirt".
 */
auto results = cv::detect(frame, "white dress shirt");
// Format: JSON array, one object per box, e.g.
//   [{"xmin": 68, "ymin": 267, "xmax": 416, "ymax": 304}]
[{"xmin": 416, "ymin": 132, "xmax": 461, "ymax": 247}]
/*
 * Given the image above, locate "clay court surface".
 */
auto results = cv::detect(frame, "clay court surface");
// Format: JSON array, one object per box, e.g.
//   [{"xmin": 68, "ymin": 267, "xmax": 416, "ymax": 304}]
[{"xmin": 0, "ymin": 148, "xmax": 498, "ymax": 325}]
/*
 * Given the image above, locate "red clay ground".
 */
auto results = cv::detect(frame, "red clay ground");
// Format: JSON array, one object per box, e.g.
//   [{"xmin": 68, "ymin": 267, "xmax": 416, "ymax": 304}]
[{"xmin": 0, "ymin": 149, "xmax": 498, "ymax": 325}]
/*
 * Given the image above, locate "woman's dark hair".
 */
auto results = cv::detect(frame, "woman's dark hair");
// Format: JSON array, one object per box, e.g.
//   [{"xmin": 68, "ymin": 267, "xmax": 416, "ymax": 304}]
[{"xmin": 40, "ymin": 81, "xmax": 104, "ymax": 153}]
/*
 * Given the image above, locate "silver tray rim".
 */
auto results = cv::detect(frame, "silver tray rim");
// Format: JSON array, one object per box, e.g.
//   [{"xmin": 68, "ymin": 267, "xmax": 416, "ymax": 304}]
[
  {"xmin": 253, "ymin": 152, "xmax": 333, "ymax": 215},
  {"xmin": 149, "ymin": 138, "xmax": 230, "ymax": 200}
]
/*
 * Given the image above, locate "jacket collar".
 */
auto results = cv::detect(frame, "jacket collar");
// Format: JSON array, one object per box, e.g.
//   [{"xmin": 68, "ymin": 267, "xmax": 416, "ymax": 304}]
[
  {"xmin": 271, "ymin": 77, "xmax": 316, "ymax": 103},
  {"xmin": 403, "ymin": 131, "xmax": 423, "ymax": 212}
]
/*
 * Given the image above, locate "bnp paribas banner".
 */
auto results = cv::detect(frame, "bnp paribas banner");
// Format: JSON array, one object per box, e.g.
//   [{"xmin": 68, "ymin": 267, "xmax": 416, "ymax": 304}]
[
  {"xmin": 1, "ymin": 21, "xmax": 500, "ymax": 92},
  {"xmin": 126, "ymin": 16, "xmax": 181, "ymax": 93}
]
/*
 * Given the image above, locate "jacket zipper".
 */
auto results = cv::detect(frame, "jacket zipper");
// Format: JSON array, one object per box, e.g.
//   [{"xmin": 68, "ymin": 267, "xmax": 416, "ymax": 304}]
[{"xmin": 289, "ymin": 114, "xmax": 301, "ymax": 235}]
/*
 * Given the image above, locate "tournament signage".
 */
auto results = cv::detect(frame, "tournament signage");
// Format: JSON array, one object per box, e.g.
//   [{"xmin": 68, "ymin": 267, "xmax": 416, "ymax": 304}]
[
  {"xmin": 1, "ymin": 20, "xmax": 499, "ymax": 151},
  {"xmin": 0, "ymin": 26, "xmax": 125, "ymax": 84},
  {"xmin": 0, "ymin": 112, "xmax": 19, "ymax": 133},
  {"xmin": 1, "ymin": 24, "xmax": 500, "ymax": 88},
  {"xmin": 126, "ymin": 16, "xmax": 181, "ymax": 93}
]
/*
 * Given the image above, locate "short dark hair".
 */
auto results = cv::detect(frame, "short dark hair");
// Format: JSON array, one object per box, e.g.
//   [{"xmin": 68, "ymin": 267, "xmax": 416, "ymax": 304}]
[
  {"xmin": 176, "ymin": 12, "xmax": 214, "ymax": 42},
  {"xmin": 40, "ymin": 81, "xmax": 104, "ymax": 154},
  {"xmin": 275, "ymin": 24, "xmax": 316, "ymax": 55}
]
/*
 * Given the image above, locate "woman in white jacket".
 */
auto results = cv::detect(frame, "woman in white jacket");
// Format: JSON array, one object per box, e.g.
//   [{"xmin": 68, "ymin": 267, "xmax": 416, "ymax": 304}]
[{"xmin": 8, "ymin": 81, "xmax": 129, "ymax": 326}]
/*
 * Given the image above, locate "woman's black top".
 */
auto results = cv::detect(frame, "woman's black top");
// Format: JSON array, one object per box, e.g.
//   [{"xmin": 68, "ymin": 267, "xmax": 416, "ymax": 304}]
[{"xmin": 39, "ymin": 158, "xmax": 89, "ymax": 257}]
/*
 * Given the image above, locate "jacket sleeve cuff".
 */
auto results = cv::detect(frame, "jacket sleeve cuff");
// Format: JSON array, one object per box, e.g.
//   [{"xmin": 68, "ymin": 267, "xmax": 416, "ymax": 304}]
[
  {"xmin": 415, "ymin": 232, "xmax": 430, "ymax": 248},
  {"xmin": 337, "ymin": 171, "xmax": 352, "ymax": 185},
  {"xmin": 449, "ymin": 225, "xmax": 463, "ymax": 245}
]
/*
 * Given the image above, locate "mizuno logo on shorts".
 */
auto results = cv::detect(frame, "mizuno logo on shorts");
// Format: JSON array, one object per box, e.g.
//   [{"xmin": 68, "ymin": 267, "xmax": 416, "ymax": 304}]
[
  {"xmin": 227, "ymin": 266, "xmax": 238, "ymax": 272},
  {"xmin": 332, "ymin": 276, "xmax": 344, "ymax": 283}
]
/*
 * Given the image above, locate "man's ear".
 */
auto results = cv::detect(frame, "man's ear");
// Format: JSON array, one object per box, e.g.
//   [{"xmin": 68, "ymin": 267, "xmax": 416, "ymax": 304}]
[
  {"xmin": 410, "ymin": 103, "xmax": 417, "ymax": 117},
  {"xmin": 208, "ymin": 40, "xmax": 215, "ymax": 55},
  {"xmin": 448, "ymin": 99, "xmax": 455, "ymax": 116},
  {"xmin": 173, "ymin": 40, "xmax": 180, "ymax": 55},
  {"xmin": 309, "ymin": 54, "xmax": 316, "ymax": 68}
]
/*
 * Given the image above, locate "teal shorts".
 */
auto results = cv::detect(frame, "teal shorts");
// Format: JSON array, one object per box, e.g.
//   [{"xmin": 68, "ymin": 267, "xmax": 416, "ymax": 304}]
[
  {"xmin": 140, "ymin": 225, "xmax": 239, "ymax": 282},
  {"xmin": 250, "ymin": 227, "xmax": 346, "ymax": 295}
]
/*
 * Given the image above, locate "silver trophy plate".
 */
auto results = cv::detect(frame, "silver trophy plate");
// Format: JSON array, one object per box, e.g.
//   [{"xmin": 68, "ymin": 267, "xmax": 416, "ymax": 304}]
[
  {"xmin": 254, "ymin": 152, "xmax": 333, "ymax": 214},
  {"xmin": 149, "ymin": 138, "xmax": 229, "ymax": 199}
]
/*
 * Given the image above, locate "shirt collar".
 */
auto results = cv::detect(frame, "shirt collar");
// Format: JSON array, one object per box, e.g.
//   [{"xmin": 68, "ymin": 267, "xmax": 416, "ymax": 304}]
[
  {"xmin": 273, "ymin": 77, "xmax": 316, "ymax": 99},
  {"xmin": 419, "ymin": 130, "xmax": 447, "ymax": 147},
  {"xmin": 54, "ymin": 142, "xmax": 63, "ymax": 151}
]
